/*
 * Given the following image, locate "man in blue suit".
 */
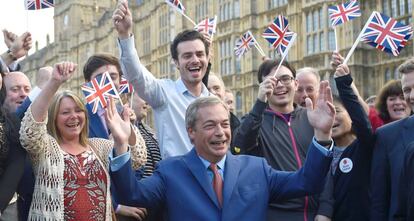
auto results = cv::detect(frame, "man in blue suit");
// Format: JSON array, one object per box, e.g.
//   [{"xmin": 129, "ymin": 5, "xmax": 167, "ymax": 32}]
[
  {"xmin": 371, "ymin": 57, "xmax": 414, "ymax": 221},
  {"xmin": 109, "ymin": 81, "xmax": 336, "ymax": 221}
]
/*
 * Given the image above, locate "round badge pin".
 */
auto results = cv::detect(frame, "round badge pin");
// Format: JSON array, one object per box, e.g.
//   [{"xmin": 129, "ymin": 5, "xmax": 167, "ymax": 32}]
[{"xmin": 339, "ymin": 157, "xmax": 353, "ymax": 173}]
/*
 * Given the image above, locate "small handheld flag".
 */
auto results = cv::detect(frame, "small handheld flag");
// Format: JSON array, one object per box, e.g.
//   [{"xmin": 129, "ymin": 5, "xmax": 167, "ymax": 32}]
[
  {"xmin": 328, "ymin": 0, "xmax": 361, "ymax": 27},
  {"xmin": 234, "ymin": 31, "xmax": 266, "ymax": 58},
  {"xmin": 81, "ymin": 72, "xmax": 120, "ymax": 114},
  {"xmin": 194, "ymin": 16, "xmax": 217, "ymax": 36},
  {"xmin": 165, "ymin": 0, "xmax": 196, "ymax": 25},
  {"xmin": 360, "ymin": 11, "xmax": 412, "ymax": 56},
  {"xmin": 25, "ymin": 0, "xmax": 54, "ymax": 10},
  {"xmin": 262, "ymin": 15, "xmax": 289, "ymax": 49},
  {"xmin": 119, "ymin": 77, "xmax": 135, "ymax": 94}
]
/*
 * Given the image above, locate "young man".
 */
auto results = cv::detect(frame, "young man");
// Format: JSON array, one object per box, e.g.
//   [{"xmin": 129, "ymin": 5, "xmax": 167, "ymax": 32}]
[
  {"xmin": 109, "ymin": 93, "xmax": 335, "ymax": 221},
  {"xmin": 233, "ymin": 59, "xmax": 317, "ymax": 221},
  {"xmin": 113, "ymin": 1, "xmax": 210, "ymax": 158},
  {"xmin": 371, "ymin": 57, "xmax": 414, "ymax": 221}
]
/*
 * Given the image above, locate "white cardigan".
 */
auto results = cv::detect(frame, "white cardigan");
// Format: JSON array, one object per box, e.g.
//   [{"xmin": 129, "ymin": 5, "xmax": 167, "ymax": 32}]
[{"xmin": 19, "ymin": 106, "xmax": 147, "ymax": 221}]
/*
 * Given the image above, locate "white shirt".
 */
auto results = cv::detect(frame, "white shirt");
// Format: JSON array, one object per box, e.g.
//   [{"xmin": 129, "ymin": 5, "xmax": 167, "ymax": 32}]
[{"xmin": 118, "ymin": 36, "xmax": 210, "ymax": 158}]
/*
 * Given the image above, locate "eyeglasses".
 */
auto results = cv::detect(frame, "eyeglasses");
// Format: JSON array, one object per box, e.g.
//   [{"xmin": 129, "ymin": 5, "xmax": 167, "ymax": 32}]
[{"xmin": 275, "ymin": 75, "xmax": 294, "ymax": 85}]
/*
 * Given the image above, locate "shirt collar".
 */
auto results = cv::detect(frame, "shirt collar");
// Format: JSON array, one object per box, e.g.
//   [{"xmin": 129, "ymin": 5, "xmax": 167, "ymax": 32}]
[
  {"xmin": 198, "ymin": 153, "xmax": 226, "ymax": 171},
  {"xmin": 176, "ymin": 78, "xmax": 210, "ymax": 96}
]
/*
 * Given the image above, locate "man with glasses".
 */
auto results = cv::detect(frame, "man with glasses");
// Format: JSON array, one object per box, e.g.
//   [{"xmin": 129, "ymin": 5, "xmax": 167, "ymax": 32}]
[{"xmin": 233, "ymin": 59, "xmax": 318, "ymax": 221}]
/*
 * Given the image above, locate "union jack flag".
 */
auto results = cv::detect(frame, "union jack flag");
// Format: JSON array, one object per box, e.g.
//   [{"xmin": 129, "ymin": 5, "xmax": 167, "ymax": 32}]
[
  {"xmin": 278, "ymin": 31, "xmax": 297, "ymax": 57},
  {"xmin": 328, "ymin": 0, "xmax": 361, "ymax": 26},
  {"xmin": 262, "ymin": 15, "xmax": 289, "ymax": 49},
  {"xmin": 361, "ymin": 11, "xmax": 413, "ymax": 56},
  {"xmin": 81, "ymin": 72, "xmax": 120, "ymax": 114},
  {"xmin": 25, "ymin": 0, "xmax": 54, "ymax": 10},
  {"xmin": 194, "ymin": 16, "xmax": 217, "ymax": 36},
  {"xmin": 165, "ymin": 0, "xmax": 185, "ymax": 15},
  {"xmin": 234, "ymin": 31, "xmax": 257, "ymax": 58},
  {"xmin": 119, "ymin": 77, "xmax": 135, "ymax": 94}
]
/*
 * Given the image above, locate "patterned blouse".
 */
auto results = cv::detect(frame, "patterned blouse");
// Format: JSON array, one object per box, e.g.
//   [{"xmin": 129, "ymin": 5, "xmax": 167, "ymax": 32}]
[{"xmin": 63, "ymin": 150, "xmax": 107, "ymax": 221}]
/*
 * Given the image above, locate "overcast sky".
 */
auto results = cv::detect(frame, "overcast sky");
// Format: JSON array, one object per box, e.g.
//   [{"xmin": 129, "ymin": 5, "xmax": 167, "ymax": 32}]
[{"xmin": 0, "ymin": 0, "xmax": 54, "ymax": 54}]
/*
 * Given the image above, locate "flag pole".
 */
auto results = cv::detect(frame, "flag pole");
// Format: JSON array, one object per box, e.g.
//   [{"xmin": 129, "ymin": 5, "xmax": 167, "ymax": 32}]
[
  {"xmin": 182, "ymin": 13, "xmax": 196, "ymax": 26},
  {"xmin": 249, "ymin": 31, "xmax": 266, "ymax": 57},
  {"xmin": 343, "ymin": 11, "xmax": 375, "ymax": 65},
  {"xmin": 272, "ymin": 33, "xmax": 297, "ymax": 78},
  {"xmin": 334, "ymin": 26, "xmax": 339, "ymax": 52}
]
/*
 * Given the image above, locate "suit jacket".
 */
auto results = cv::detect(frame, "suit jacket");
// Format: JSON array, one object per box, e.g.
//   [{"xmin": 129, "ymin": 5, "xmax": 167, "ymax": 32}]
[
  {"xmin": 370, "ymin": 116, "xmax": 414, "ymax": 221},
  {"xmin": 87, "ymin": 104, "xmax": 109, "ymax": 139},
  {"xmin": 110, "ymin": 142, "xmax": 331, "ymax": 221}
]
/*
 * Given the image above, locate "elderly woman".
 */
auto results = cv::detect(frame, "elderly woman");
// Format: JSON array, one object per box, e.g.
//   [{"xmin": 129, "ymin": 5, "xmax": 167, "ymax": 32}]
[{"xmin": 19, "ymin": 62, "xmax": 146, "ymax": 220}]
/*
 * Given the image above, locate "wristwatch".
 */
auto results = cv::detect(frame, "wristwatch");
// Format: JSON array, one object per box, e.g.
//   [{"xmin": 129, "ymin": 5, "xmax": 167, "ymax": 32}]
[
  {"xmin": 316, "ymin": 139, "xmax": 333, "ymax": 147},
  {"xmin": 7, "ymin": 49, "xmax": 17, "ymax": 61}
]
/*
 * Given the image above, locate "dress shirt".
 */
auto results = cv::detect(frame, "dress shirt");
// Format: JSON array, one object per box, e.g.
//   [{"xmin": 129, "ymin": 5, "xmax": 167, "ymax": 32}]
[
  {"xmin": 118, "ymin": 36, "xmax": 210, "ymax": 158},
  {"xmin": 198, "ymin": 155, "xmax": 226, "ymax": 182}
]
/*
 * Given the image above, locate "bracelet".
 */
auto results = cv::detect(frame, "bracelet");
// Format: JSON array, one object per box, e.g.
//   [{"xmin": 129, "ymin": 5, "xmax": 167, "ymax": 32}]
[{"xmin": 6, "ymin": 49, "xmax": 17, "ymax": 61}]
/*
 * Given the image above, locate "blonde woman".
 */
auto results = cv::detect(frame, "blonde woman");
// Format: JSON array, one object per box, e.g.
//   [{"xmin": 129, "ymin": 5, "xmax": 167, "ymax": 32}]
[{"xmin": 19, "ymin": 62, "xmax": 146, "ymax": 221}]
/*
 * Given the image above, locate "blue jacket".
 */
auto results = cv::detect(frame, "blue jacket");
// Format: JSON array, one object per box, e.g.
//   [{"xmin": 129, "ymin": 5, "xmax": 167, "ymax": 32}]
[
  {"xmin": 370, "ymin": 115, "xmax": 414, "ymax": 221},
  {"xmin": 110, "ymin": 142, "xmax": 332, "ymax": 221}
]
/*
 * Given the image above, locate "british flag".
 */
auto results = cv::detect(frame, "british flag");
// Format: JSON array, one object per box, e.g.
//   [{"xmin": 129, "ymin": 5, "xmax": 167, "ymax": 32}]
[
  {"xmin": 25, "ymin": 0, "xmax": 54, "ymax": 10},
  {"xmin": 361, "ymin": 11, "xmax": 413, "ymax": 56},
  {"xmin": 194, "ymin": 16, "xmax": 217, "ymax": 36},
  {"xmin": 165, "ymin": 0, "xmax": 185, "ymax": 15},
  {"xmin": 234, "ymin": 31, "xmax": 257, "ymax": 58},
  {"xmin": 328, "ymin": 0, "xmax": 361, "ymax": 26},
  {"xmin": 81, "ymin": 72, "xmax": 120, "ymax": 114},
  {"xmin": 262, "ymin": 15, "xmax": 289, "ymax": 49},
  {"xmin": 278, "ymin": 31, "xmax": 297, "ymax": 57},
  {"xmin": 119, "ymin": 77, "xmax": 135, "ymax": 94}
]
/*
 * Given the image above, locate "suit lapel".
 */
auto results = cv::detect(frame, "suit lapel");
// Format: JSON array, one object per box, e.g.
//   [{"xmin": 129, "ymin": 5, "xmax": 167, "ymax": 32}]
[
  {"xmin": 402, "ymin": 116, "xmax": 414, "ymax": 148},
  {"xmin": 183, "ymin": 149, "xmax": 220, "ymax": 208},
  {"xmin": 222, "ymin": 153, "xmax": 240, "ymax": 209}
]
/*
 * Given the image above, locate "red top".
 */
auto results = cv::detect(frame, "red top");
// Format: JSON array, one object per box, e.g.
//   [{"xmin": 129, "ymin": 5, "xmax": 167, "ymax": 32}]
[
  {"xmin": 368, "ymin": 107, "xmax": 386, "ymax": 132},
  {"xmin": 63, "ymin": 150, "xmax": 107, "ymax": 221}
]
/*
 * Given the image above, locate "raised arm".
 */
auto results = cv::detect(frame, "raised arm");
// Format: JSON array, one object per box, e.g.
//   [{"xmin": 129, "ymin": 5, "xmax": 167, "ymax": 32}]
[
  {"xmin": 31, "ymin": 62, "xmax": 76, "ymax": 122},
  {"xmin": 331, "ymin": 52, "xmax": 369, "ymax": 114},
  {"xmin": 0, "ymin": 30, "xmax": 32, "ymax": 71},
  {"xmin": 334, "ymin": 64, "xmax": 373, "ymax": 143},
  {"xmin": 112, "ymin": 1, "xmax": 166, "ymax": 108},
  {"xmin": 232, "ymin": 77, "xmax": 277, "ymax": 153}
]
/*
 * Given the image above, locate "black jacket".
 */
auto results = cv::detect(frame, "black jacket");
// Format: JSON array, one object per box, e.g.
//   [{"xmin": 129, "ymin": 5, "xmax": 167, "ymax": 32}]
[
  {"xmin": 233, "ymin": 100, "xmax": 316, "ymax": 220},
  {"xmin": 318, "ymin": 74, "xmax": 375, "ymax": 221}
]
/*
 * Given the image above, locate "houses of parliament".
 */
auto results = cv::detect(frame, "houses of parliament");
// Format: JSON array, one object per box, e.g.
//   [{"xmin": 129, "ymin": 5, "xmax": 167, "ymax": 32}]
[{"xmin": 21, "ymin": 0, "xmax": 414, "ymax": 117}]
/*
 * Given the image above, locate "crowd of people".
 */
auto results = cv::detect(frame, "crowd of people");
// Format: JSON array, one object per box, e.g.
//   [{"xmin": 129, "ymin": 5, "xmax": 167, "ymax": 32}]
[{"xmin": 0, "ymin": 1, "xmax": 414, "ymax": 221}]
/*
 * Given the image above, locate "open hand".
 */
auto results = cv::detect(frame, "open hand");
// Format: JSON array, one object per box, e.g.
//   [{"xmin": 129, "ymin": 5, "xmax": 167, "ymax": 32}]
[
  {"xmin": 306, "ymin": 81, "xmax": 335, "ymax": 141},
  {"xmin": 112, "ymin": 0, "xmax": 132, "ymax": 39},
  {"xmin": 105, "ymin": 98, "xmax": 131, "ymax": 150}
]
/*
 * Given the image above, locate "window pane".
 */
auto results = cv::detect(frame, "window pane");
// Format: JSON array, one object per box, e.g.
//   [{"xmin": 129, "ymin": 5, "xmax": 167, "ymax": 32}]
[
  {"xmin": 383, "ymin": 0, "xmax": 389, "ymax": 15},
  {"xmin": 328, "ymin": 30, "xmax": 335, "ymax": 51}
]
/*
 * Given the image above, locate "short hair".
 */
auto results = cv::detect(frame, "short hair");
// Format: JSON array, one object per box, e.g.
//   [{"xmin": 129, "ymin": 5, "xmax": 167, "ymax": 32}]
[
  {"xmin": 83, "ymin": 53, "xmax": 123, "ymax": 81},
  {"xmin": 398, "ymin": 57, "xmax": 414, "ymax": 75},
  {"xmin": 170, "ymin": 30, "xmax": 209, "ymax": 61},
  {"xmin": 47, "ymin": 90, "xmax": 89, "ymax": 147},
  {"xmin": 257, "ymin": 59, "xmax": 296, "ymax": 83},
  {"xmin": 296, "ymin": 67, "xmax": 321, "ymax": 82},
  {"xmin": 185, "ymin": 96, "xmax": 229, "ymax": 130},
  {"xmin": 375, "ymin": 79, "xmax": 404, "ymax": 122}
]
